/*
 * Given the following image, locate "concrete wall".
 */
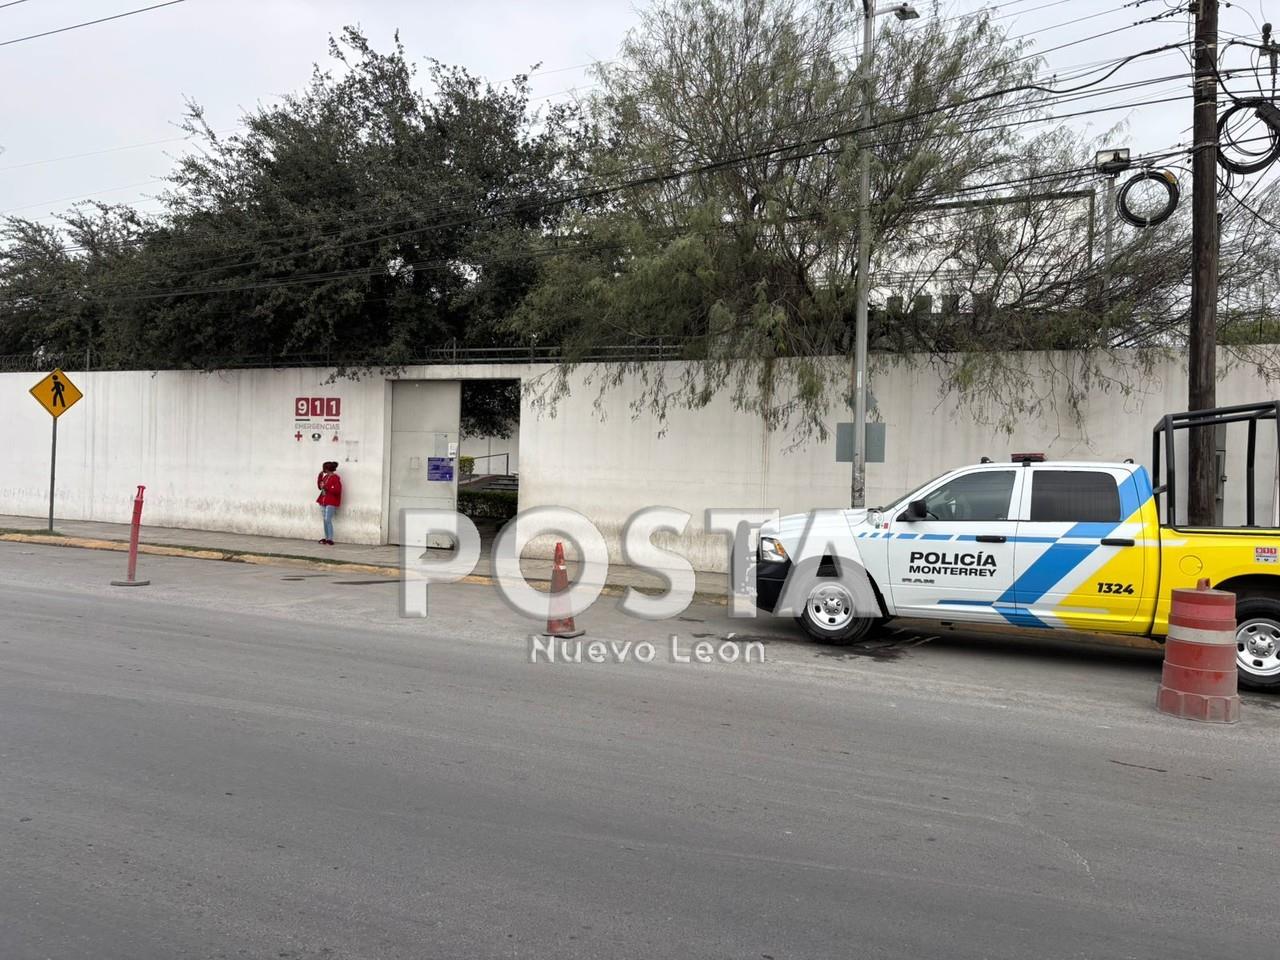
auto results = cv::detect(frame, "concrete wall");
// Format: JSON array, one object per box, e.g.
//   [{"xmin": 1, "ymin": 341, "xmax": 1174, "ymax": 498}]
[
  {"xmin": 1, "ymin": 363, "xmax": 540, "ymax": 545},
  {"xmin": 515, "ymin": 351, "xmax": 1280, "ymax": 571},
  {"xmin": 2, "ymin": 368, "xmax": 391, "ymax": 543},
  {"xmin": 3, "ymin": 351, "xmax": 1276, "ymax": 570}
]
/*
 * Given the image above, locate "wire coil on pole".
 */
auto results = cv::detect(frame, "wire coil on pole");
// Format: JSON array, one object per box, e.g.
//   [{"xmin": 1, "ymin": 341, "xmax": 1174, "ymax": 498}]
[
  {"xmin": 1216, "ymin": 98, "xmax": 1280, "ymax": 175},
  {"xmin": 1116, "ymin": 169, "xmax": 1180, "ymax": 227}
]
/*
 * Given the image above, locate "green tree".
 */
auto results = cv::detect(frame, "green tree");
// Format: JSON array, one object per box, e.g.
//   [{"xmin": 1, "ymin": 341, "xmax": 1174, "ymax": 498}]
[
  {"xmin": 1, "ymin": 27, "xmax": 581, "ymax": 374},
  {"xmin": 513, "ymin": 0, "xmax": 1280, "ymax": 436},
  {"xmin": 0, "ymin": 203, "xmax": 153, "ymax": 365}
]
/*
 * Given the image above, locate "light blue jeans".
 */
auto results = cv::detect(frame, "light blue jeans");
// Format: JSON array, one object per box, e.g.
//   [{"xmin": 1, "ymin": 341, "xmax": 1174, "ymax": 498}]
[{"xmin": 322, "ymin": 505, "xmax": 336, "ymax": 542}]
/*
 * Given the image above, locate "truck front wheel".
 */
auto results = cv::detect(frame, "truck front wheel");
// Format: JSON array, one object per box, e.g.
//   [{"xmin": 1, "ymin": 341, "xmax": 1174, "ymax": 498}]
[
  {"xmin": 1235, "ymin": 597, "xmax": 1280, "ymax": 690},
  {"xmin": 797, "ymin": 582, "xmax": 877, "ymax": 645}
]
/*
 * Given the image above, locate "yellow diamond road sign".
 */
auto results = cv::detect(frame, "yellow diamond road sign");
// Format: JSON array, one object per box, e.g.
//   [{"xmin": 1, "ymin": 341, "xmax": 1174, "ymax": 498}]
[{"xmin": 30, "ymin": 369, "xmax": 83, "ymax": 418}]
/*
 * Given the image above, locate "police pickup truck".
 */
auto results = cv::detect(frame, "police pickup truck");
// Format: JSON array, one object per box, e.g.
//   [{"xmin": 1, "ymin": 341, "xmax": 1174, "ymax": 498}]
[{"xmin": 755, "ymin": 404, "xmax": 1280, "ymax": 690}]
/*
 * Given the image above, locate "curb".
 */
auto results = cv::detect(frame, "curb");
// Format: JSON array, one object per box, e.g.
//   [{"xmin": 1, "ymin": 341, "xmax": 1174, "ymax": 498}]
[
  {"xmin": 0, "ymin": 532, "xmax": 399, "ymax": 576},
  {"xmin": 0, "ymin": 531, "xmax": 730, "ymax": 603}
]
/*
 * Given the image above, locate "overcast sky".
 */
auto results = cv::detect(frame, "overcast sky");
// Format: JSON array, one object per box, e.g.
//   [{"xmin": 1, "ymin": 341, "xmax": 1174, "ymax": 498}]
[{"xmin": 0, "ymin": 0, "xmax": 1271, "ymax": 224}]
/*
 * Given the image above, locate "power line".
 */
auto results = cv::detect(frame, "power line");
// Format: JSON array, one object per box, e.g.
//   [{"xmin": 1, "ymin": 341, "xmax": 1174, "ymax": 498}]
[
  {"xmin": 55, "ymin": 44, "xmax": 1198, "ymax": 265},
  {"xmin": 38, "ymin": 76, "xmax": 1201, "ymax": 287},
  {"xmin": 530, "ymin": 2, "xmax": 1180, "ymax": 104},
  {"xmin": 0, "ymin": 128, "xmax": 238, "ymax": 173},
  {"xmin": 21, "ymin": 42, "xmax": 1191, "ymax": 263},
  {"xmin": 0, "ymin": 178, "xmax": 166, "ymax": 215},
  {"xmin": 0, "ymin": 132, "xmax": 1201, "ymax": 310},
  {"xmin": 0, "ymin": 0, "xmax": 187, "ymax": 48},
  {"xmin": 16, "ymin": 68, "xmax": 1203, "ymax": 298},
  {"xmin": 8, "ymin": 9, "xmax": 1190, "ymax": 238}
]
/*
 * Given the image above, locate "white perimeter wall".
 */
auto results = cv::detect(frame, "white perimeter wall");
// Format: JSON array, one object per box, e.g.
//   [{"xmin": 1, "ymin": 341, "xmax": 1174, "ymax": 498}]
[
  {"xmin": 1, "ymin": 368, "xmax": 390, "ymax": 543},
  {"xmin": 516, "ymin": 351, "xmax": 1280, "ymax": 571},
  {"xmin": 0, "ymin": 363, "xmax": 538, "ymax": 545},
  {"xmin": 2, "ymin": 351, "xmax": 1276, "ymax": 569}
]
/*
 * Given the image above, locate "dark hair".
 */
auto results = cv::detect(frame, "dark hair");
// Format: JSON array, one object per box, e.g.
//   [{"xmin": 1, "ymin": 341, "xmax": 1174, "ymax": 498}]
[{"xmin": 323, "ymin": 461, "xmax": 339, "ymax": 471}]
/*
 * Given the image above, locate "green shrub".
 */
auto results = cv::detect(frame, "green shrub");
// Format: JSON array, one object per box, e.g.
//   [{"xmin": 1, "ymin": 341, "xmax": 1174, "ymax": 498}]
[
  {"xmin": 458, "ymin": 487, "xmax": 518, "ymax": 520},
  {"xmin": 459, "ymin": 455, "xmax": 475, "ymax": 477}
]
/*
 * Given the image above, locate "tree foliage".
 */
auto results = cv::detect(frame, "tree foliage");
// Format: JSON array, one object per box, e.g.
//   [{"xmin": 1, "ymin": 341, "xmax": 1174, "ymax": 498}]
[
  {"xmin": 513, "ymin": 0, "xmax": 1280, "ymax": 435},
  {"xmin": 4, "ymin": 5, "xmax": 1280, "ymax": 439},
  {"xmin": 0, "ymin": 28, "xmax": 578, "ymax": 376}
]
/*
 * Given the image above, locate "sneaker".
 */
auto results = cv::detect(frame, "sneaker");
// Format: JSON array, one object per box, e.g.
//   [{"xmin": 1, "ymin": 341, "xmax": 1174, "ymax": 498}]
[
  {"xmin": 318, "ymin": 539, "xmax": 327, "ymax": 544},
  {"xmin": 324, "ymin": 539, "xmax": 335, "ymax": 545}
]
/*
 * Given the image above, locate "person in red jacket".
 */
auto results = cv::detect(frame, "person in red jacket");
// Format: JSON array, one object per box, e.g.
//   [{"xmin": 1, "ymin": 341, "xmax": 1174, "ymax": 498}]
[{"xmin": 316, "ymin": 461, "xmax": 342, "ymax": 545}]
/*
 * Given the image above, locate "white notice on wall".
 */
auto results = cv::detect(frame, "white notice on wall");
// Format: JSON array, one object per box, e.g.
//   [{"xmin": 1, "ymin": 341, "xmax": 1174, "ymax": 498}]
[{"xmin": 345, "ymin": 441, "xmax": 360, "ymax": 463}]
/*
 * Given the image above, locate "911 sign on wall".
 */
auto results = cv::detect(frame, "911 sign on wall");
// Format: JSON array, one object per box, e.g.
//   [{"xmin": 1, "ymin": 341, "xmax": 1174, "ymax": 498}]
[{"xmin": 294, "ymin": 396, "xmax": 342, "ymax": 443}]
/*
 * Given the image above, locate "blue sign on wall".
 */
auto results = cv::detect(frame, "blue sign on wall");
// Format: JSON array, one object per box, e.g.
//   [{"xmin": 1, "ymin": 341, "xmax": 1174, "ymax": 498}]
[{"xmin": 427, "ymin": 457, "xmax": 454, "ymax": 481}]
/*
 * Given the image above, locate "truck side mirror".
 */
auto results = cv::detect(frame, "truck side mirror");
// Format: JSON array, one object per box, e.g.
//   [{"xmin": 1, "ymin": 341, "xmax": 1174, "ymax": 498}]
[{"xmin": 899, "ymin": 499, "xmax": 927, "ymax": 522}]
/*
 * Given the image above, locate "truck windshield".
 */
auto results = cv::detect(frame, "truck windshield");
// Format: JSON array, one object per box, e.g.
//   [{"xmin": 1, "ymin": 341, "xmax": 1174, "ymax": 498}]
[{"xmin": 874, "ymin": 471, "xmax": 950, "ymax": 513}]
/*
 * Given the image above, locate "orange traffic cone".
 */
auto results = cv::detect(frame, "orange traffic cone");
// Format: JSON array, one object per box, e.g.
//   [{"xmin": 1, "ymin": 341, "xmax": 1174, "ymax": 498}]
[{"xmin": 544, "ymin": 541, "xmax": 584, "ymax": 638}]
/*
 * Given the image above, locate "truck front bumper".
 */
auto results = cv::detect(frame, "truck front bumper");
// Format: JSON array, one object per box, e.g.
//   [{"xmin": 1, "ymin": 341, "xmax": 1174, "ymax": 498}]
[{"xmin": 755, "ymin": 558, "xmax": 790, "ymax": 614}]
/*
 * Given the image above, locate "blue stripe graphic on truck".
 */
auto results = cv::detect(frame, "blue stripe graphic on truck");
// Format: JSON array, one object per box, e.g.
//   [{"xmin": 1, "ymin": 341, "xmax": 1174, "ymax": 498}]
[
  {"xmin": 996, "ymin": 541, "xmax": 1101, "ymax": 607},
  {"xmin": 937, "ymin": 599, "xmax": 1049, "ymax": 628}
]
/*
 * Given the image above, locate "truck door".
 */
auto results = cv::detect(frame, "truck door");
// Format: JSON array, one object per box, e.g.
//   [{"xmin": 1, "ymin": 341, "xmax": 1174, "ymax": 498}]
[
  {"xmin": 1009, "ymin": 467, "xmax": 1148, "ymax": 631},
  {"xmin": 885, "ymin": 467, "xmax": 1023, "ymax": 622}
]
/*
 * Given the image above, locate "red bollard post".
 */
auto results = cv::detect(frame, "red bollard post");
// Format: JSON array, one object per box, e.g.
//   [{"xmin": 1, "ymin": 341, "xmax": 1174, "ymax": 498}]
[{"xmin": 111, "ymin": 485, "xmax": 151, "ymax": 587}]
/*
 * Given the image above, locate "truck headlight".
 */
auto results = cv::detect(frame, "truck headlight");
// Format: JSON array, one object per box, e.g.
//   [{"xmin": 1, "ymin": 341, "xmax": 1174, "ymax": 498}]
[{"xmin": 759, "ymin": 537, "xmax": 789, "ymax": 563}]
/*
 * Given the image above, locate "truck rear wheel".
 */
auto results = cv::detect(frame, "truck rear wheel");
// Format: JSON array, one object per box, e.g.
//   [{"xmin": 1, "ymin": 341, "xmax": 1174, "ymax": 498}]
[
  {"xmin": 1235, "ymin": 597, "xmax": 1280, "ymax": 691},
  {"xmin": 797, "ymin": 582, "xmax": 877, "ymax": 645}
]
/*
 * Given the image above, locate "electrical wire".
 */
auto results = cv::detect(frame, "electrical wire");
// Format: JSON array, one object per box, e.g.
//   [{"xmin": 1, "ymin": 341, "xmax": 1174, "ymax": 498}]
[
  {"xmin": 1217, "ymin": 98, "xmax": 1280, "ymax": 173},
  {"xmin": 32, "ymin": 82, "xmax": 1201, "ymax": 289},
  {"xmin": 17, "ymin": 76, "xmax": 1202, "ymax": 301},
  {"xmin": 0, "ymin": 128, "xmax": 239, "ymax": 173},
  {"xmin": 0, "ymin": 133, "xmax": 1203, "ymax": 310},
  {"xmin": 31, "ymin": 48, "xmax": 1200, "ymax": 273},
  {"xmin": 530, "ymin": 2, "xmax": 1183, "ymax": 105},
  {"xmin": 8, "ymin": 12, "xmax": 1192, "ymax": 242},
  {"xmin": 0, "ymin": 14, "xmax": 1230, "ymax": 305},
  {"xmin": 1221, "ymin": 178, "xmax": 1280, "ymax": 229},
  {"xmin": 0, "ymin": 0, "xmax": 187, "ymax": 48}
]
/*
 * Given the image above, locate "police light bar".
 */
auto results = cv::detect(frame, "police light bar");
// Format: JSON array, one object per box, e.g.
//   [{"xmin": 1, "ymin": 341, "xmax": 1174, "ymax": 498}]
[{"xmin": 1012, "ymin": 452, "xmax": 1045, "ymax": 462}]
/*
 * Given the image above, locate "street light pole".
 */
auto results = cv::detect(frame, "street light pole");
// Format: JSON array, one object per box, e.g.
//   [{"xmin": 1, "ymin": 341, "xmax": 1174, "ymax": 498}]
[
  {"xmin": 851, "ymin": 1, "xmax": 918, "ymax": 510},
  {"xmin": 1093, "ymin": 148, "xmax": 1130, "ymax": 306},
  {"xmin": 1103, "ymin": 172, "xmax": 1117, "ymax": 294}
]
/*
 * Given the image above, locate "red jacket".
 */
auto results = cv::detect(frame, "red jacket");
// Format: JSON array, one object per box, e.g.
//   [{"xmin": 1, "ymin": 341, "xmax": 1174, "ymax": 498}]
[{"xmin": 316, "ymin": 472, "xmax": 342, "ymax": 507}]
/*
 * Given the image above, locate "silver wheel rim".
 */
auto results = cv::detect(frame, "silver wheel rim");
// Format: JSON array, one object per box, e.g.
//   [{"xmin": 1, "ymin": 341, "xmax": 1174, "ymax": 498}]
[
  {"xmin": 1236, "ymin": 618, "xmax": 1280, "ymax": 677},
  {"xmin": 807, "ymin": 583, "xmax": 854, "ymax": 630}
]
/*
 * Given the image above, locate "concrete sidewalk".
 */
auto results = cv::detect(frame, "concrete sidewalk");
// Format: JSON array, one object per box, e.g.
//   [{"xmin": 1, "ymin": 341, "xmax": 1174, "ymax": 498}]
[{"xmin": 0, "ymin": 514, "xmax": 730, "ymax": 598}]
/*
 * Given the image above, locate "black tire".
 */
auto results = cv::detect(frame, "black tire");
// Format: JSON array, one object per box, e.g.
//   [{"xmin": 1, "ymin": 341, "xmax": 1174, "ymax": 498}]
[
  {"xmin": 1234, "ymin": 597, "xmax": 1280, "ymax": 691},
  {"xmin": 796, "ymin": 580, "xmax": 878, "ymax": 645}
]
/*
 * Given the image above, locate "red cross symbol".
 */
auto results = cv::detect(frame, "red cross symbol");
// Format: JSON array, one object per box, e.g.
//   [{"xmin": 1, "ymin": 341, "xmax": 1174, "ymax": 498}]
[{"xmin": 294, "ymin": 431, "xmax": 303, "ymax": 442}]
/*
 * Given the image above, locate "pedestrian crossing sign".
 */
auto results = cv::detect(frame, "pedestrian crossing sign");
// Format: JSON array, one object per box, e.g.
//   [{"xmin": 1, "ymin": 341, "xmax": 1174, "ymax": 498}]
[{"xmin": 30, "ymin": 369, "xmax": 83, "ymax": 418}]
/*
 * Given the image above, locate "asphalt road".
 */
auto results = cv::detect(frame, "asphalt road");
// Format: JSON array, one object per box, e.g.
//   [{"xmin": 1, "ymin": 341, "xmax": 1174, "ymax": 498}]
[{"xmin": 1, "ymin": 542, "xmax": 1277, "ymax": 960}]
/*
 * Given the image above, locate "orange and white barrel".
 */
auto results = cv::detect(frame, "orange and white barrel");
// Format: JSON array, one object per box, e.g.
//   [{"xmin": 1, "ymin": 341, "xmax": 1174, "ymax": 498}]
[{"xmin": 1156, "ymin": 580, "xmax": 1240, "ymax": 724}]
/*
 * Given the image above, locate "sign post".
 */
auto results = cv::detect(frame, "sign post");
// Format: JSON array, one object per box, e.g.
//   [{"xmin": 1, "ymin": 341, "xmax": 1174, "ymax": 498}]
[{"xmin": 29, "ymin": 369, "xmax": 84, "ymax": 532}]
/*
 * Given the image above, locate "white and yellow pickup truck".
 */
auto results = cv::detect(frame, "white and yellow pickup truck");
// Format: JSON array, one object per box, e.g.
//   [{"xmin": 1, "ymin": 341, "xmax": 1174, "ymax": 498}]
[{"xmin": 756, "ymin": 407, "xmax": 1280, "ymax": 690}]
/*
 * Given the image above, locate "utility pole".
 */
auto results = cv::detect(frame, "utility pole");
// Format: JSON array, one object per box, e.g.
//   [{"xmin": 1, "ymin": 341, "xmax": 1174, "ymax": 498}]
[
  {"xmin": 851, "ymin": 0, "xmax": 918, "ymax": 509},
  {"xmin": 1189, "ymin": 0, "xmax": 1220, "ymax": 526}
]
